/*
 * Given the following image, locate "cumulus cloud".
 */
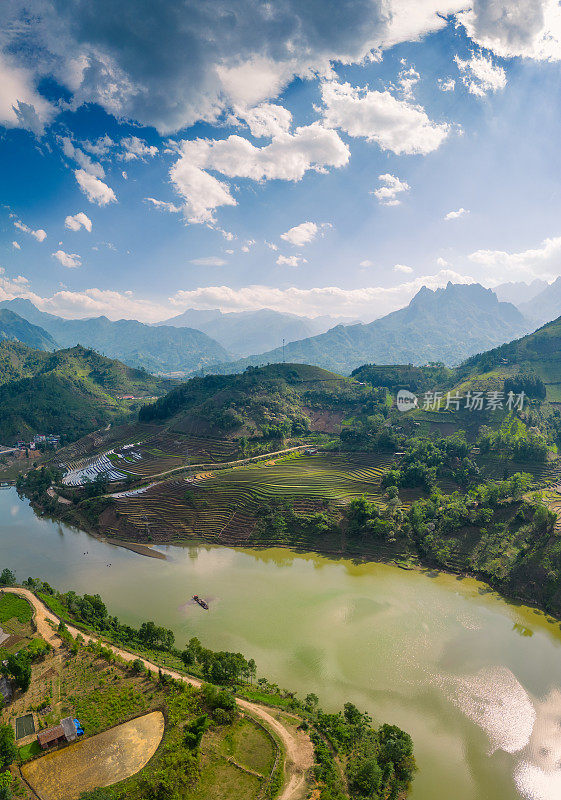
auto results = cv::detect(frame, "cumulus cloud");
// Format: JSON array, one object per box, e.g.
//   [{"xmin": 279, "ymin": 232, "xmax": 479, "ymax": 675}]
[
  {"xmin": 0, "ymin": 52, "xmax": 55, "ymax": 135},
  {"xmin": 457, "ymin": 0, "xmax": 561, "ymax": 62},
  {"xmin": 373, "ymin": 174, "xmax": 410, "ymax": 206},
  {"xmin": 13, "ymin": 220, "xmax": 47, "ymax": 242},
  {"xmin": 469, "ymin": 234, "xmax": 561, "ymax": 281},
  {"xmin": 394, "ymin": 263, "xmax": 414, "ymax": 273},
  {"xmin": 280, "ymin": 221, "xmax": 331, "ymax": 246},
  {"xmin": 65, "ymin": 212, "xmax": 92, "ymax": 232},
  {"xmin": 240, "ymin": 103, "xmax": 293, "ymax": 138},
  {"xmin": 445, "ymin": 207, "xmax": 470, "ymax": 220},
  {"xmin": 360, "ymin": 259, "xmax": 374, "ymax": 267},
  {"xmin": 12, "ymin": 241, "xmax": 21, "ymax": 250},
  {"xmin": 190, "ymin": 256, "xmax": 227, "ymax": 266},
  {"xmin": 454, "ymin": 51, "xmax": 507, "ymax": 96},
  {"xmin": 321, "ymin": 80, "xmax": 450, "ymax": 155},
  {"xmin": 120, "ymin": 136, "xmax": 158, "ymax": 161},
  {"xmin": 170, "ymin": 123, "xmax": 349, "ymax": 223},
  {"xmin": 277, "ymin": 255, "xmax": 306, "ymax": 266},
  {"xmin": 169, "ymin": 269, "xmax": 476, "ymax": 317},
  {"xmin": 438, "ymin": 77, "xmax": 456, "ymax": 91},
  {"xmin": 75, "ymin": 169, "xmax": 117, "ymax": 206},
  {"xmin": 52, "ymin": 249, "xmax": 82, "ymax": 268}
]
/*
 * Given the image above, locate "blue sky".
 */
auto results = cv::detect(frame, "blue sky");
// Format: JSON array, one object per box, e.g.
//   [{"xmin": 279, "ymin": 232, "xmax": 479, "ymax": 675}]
[{"xmin": 1, "ymin": 0, "xmax": 561, "ymax": 321}]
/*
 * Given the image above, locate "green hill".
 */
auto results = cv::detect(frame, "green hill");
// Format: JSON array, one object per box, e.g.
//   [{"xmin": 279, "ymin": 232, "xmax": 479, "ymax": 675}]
[
  {"xmin": 204, "ymin": 283, "xmax": 531, "ymax": 375},
  {"xmin": 0, "ymin": 308, "xmax": 57, "ymax": 351},
  {"xmin": 457, "ymin": 315, "xmax": 561, "ymax": 401},
  {"xmin": 139, "ymin": 362, "xmax": 374, "ymax": 438},
  {"xmin": 0, "ymin": 344, "xmax": 177, "ymax": 444},
  {"xmin": 0, "ymin": 299, "xmax": 231, "ymax": 374}
]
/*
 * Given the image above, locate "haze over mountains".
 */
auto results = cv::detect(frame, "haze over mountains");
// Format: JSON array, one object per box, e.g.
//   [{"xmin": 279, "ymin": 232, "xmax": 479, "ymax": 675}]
[
  {"xmin": 156, "ymin": 308, "xmax": 354, "ymax": 357},
  {"xmin": 205, "ymin": 283, "xmax": 533, "ymax": 374},
  {"xmin": 3, "ymin": 279, "xmax": 561, "ymax": 379},
  {"xmin": 0, "ymin": 298, "xmax": 229, "ymax": 374}
]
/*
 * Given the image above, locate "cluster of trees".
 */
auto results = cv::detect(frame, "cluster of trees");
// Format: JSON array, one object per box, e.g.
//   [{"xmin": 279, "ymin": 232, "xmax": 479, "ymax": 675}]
[
  {"xmin": 311, "ymin": 701, "xmax": 415, "ymax": 800},
  {"xmin": 381, "ymin": 433, "xmax": 476, "ymax": 491},
  {"xmin": 351, "ymin": 363, "xmax": 452, "ymax": 393},
  {"xmin": 255, "ymin": 498, "xmax": 334, "ymax": 542},
  {"xmin": 16, "ymin": 466, "xmax": 62, "ymax": 502},
  {"xmin": 477, "ymin": 421, "xmax": 548, "ymax": 462},
  {"xmin": 0, "ymin": 725, "xmax": 16, "ymax": 799},
  {"xmin": 504, "ymin": 372, "xmax": 546, "ymax": 400},
  {"xmin": 1, "ymin": 652, "xmax": 31, "ymax": 693},
  {"xmin": 340, "ymin": 415, "xmax": 397, "ymax": 452},
  {"xmin": 181, "ymin": 637, "xmax": 256, "ymax": 686}
]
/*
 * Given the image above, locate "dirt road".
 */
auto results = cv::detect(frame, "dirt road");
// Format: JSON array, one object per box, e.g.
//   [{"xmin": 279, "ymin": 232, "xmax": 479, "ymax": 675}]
[{"xmin": 4, "ymin": 588, "xmax": 313, "ymax": 800}]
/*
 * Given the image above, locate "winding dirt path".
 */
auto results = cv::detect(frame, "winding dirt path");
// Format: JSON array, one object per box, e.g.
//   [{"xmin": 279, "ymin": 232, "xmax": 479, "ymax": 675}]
[{"xmin": 3, "ymin": 588, "xmax": 313, "ymax": 800}]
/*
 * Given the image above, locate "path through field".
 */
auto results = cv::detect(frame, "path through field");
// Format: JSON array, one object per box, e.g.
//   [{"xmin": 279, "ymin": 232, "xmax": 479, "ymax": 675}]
[{"xmin": 4, "ymin": 589, "xmax": 313, "ymax": 800}]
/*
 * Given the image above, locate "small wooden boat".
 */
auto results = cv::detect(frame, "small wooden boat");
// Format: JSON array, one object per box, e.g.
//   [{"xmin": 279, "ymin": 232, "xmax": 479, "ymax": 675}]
[{"xmin": 193, "ymin": 595, "xmax": 209, "ymax": 610}]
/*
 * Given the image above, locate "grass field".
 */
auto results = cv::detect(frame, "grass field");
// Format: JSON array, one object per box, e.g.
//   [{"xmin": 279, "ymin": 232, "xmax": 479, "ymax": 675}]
[
  {"xmin": 108, "ymin": 452, "xmax": 397, "ymax": 542},
  {"xmin": 0, "ymin": 594, "xmax": 33, "ymax": 624}
]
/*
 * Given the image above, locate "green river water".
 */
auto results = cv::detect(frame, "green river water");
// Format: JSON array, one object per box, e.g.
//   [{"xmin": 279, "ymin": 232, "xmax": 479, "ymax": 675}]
[{"xmin": 1, "ymin": 487, "xmax": 560, "ymax": 800}]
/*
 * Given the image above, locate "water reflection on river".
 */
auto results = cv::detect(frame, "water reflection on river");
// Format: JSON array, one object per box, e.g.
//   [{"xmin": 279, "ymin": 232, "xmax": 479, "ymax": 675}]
[{"xmin": 1, "ymin": 487, "xmax": 561, "ymax": 800}]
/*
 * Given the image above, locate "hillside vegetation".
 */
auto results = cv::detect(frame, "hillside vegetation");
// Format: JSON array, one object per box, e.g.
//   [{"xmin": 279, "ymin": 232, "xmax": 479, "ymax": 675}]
[{"xmin": 0, "ymin": 345, "xmax": 176, "ymax": 444}]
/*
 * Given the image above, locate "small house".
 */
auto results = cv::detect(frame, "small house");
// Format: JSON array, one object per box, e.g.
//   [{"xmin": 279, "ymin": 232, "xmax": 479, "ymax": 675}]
[{"xmin": 37, "ymin": 717, "xmax": 77, "ymax": 749}]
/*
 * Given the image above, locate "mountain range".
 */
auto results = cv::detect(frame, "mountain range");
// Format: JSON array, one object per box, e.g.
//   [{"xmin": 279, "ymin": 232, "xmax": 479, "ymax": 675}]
[
  {"xmin": 0, "ymin": 299, "xmax": 229, "ymax": 374},
  {"xmin": 156, "ymin": 308, "xmax": 355, "ymax": 357},
  {"xmin": 202, "ymin": 283, "xmax": 533, "ymax": 374},
  {"xmin": 0, "ymin": 308, "xmax": 58, "ymax": 351}
]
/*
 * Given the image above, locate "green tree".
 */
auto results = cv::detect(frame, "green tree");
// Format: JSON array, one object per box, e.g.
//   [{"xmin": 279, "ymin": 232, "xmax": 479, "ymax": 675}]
[
  {"xmin": 0, "ymin": 726, "xmax": 16, "ymax": 772},
  {"xmin": 4, "ymin": 652, "xmax": 31, "ymax": 692},
  {"xmin": 0, "ymin": 570, "xmax": 15, "ymax": 587},
  {"xmin": 0, "ymin": 771, "xmax": 12, "ymax": 800}
]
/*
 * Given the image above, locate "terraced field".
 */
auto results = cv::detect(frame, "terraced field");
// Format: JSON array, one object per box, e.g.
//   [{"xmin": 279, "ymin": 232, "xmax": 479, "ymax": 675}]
[
  {"xmin": 476, "ymin": 455, "xmax": 561, "ymax": 486},
  {"xmin": 58, "ymin": 430, "xmax": 240, "ymax": 485},
  {"xmin": 107, "ymin": 452, "xmax": 398, "ymax": 543}
]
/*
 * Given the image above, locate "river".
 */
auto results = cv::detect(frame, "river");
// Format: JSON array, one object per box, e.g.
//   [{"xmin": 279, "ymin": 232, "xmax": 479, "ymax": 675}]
[{"xmin": 1, "ymin": 486, "xmax": 561, "ymax": 800}]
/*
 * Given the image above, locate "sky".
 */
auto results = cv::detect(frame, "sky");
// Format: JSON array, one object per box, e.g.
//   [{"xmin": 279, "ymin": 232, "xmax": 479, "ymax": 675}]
[{"xmin": 1, "ymin": 0, "xmax": 561, "ymax": 322}]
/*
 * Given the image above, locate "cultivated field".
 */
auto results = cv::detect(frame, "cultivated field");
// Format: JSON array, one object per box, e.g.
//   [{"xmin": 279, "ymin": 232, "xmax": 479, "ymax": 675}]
[
  {"xmin": 21, "ymin": 711, "xmax": 165, "ymax": 800},
  {"xmin": 107, "ymin": 452, "xmax": 398, "ymax": 542}
]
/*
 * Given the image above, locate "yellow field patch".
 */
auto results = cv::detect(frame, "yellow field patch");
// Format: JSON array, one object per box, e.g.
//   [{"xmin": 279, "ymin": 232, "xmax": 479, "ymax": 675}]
[{"xmin": 22, "ymin": 711, "xmax": 164, "ymax": 800}]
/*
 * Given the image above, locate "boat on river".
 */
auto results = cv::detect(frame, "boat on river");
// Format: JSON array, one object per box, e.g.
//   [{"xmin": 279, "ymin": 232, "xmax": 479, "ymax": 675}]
[{"xmin": 193, "ymin": 595, "xmax": 209, "ymax": 610}]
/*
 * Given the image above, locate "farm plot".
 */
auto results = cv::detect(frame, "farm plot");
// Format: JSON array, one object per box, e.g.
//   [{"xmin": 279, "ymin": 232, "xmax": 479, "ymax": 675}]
[
  {"xmin": 109, "ymin": 452, "xmax": 397, "ymax": 542},
  {"xmin": 59, "ymin": 429, "xmax": 240, "ymax": 485},
  {"xmin": 22, "ymin": 711, "xmax": 165, "ymax": 800}
]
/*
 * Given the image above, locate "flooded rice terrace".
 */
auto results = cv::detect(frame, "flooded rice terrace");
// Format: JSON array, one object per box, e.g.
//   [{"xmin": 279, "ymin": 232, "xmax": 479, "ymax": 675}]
[{"xmin": 2, "ymin": 487, "xmax": 561, "ymax": 800}]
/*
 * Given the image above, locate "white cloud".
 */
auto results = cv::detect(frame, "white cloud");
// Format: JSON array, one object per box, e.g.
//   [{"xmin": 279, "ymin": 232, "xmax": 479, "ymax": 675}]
[
  {"xmin": 445, "ymin": 207, "xmax": 470, "ymax": 220},
  {"xmin": 170, "ymin": 123, "xmax": 349, "ymax": 223},
  {"xmin": 0, "ymin": 52, "xmax": 55, "ymax": 135},
  {"xmin": 12, "ymin": 241, "xmax": 21, "ymax": 250},
  {"xmin": 397, "ymin": 63, "xmax": 420, "ymax": 100},
  {"xmin": 394, "ymin": 263, "xmax": 413, "ymax": 273},
  {"xmin": 280, "ymin": 221, "xmax": 331, "ymax": 247},
  {"xmin": 437, "ymin": 256, "xmax": 451, "ymax": 267},
  {"xmin": 82, "ymin": 135, "xmax": 114, "ymax": 157},
  {"xmin": 190, "ymin": 256, "xmax": 227, "ymax": 266},
  {"xmin": 241, "ymin": 239, "xmax": 256, "ymax": 252},
  {"xmin": 65, "ymin": 212, "xmax": 92, "ymax": 232},
  {"xmin": 360, "ymin": 259, "xmax": 374, "ymax": 267},
  {"xmin": 120, "ymin": 136, "xmax": 158, "ymax": 161},
  {"xmin": 266, "ymin": 241, "xmax": 279, "ymax": 251},
  {"xmin": 240, "ymin": 103, "xmax": 293, "ymax": 138},
  {"xmin": 454, "ymin": 51, "xmax": 507, "ymax": 97},
  {"xmin": 13, "ymin": 220, "xmax": 47, "ymax": 242},
  {"xmin": 169, "ymin": 269, "xmax": 476, "ymax": 318},
  {"xmin": 61, "ymin": 137, "xmax": 105, "ymax": 178},
  {"xmin": 438, "ymin": 77, "xmax": 456, "ymax": 92},
  {"xmin": 469, "ymin": 234, "xmax": 561, "ymax": 282},
  {"xmin": 52, "ymin": 250, "xmax": 82, "ymax": 268},
  {"xmin": 458, "ymin": 0, "xmax": 561, "ymax": 62},
  {"xmin": 145, "ymin": 197, "xmax": 181, "ymax": 213},
  {"xmin": 74, "ymin": 169, "xmax": 117, "ymax": 206},
  {"xmin": 373, "ymin": 174, "xmax": 410, "ymax": 206},
  {"xmin": 321, "ymin": 79, "xmax": 450, "ymax": 155},
  {"xmin": 276, "ymin": 255, "xmax": 306, "ymax": 267}
]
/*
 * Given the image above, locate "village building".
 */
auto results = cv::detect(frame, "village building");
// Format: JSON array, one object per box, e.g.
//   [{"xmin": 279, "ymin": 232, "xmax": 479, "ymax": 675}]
[{"xmin": 37, "ymin": 716, "xmax": 77, "ymax": 749}]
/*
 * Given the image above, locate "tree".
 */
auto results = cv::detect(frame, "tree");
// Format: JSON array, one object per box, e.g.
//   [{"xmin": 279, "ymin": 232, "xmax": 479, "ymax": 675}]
[
  {"xmin": 0, "ymin": 771, "xmax": 12, "ymax": 800},
  {"xmin": 0, "ymin": 726, "xmax": 16, "ymax": 772},
  {"xmin": 0, "ymin": 570, "xmax": 15, "ymax": 587},
  {"xmin": 4, "ymin": 652, "xmax": 31, "ymax": 693},
  {"xmin": 183, "ymin": 715, "xmax": 208, "ymax": 749}
]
